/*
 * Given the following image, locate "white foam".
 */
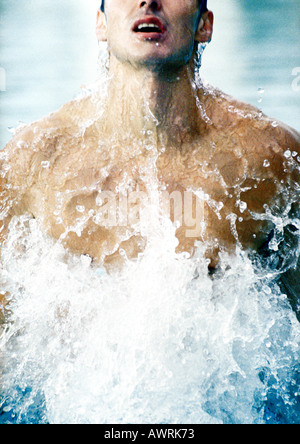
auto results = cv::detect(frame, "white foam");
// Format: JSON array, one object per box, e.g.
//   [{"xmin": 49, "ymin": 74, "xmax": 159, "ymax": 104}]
[{"xmin": 0, "ymin": 214, "xmax": 299, "ymax": 424}]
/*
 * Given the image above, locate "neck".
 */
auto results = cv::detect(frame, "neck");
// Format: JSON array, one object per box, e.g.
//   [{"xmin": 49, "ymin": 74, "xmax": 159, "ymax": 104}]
[{"xmin": 102, "ymin": 55, "xmax": 207, "ymax": 147}]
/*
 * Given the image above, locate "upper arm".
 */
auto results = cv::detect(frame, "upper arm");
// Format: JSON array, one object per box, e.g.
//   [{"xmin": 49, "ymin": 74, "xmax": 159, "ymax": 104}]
[
  {"xmin": 250, "ymin": 120, "xmax": 300, "ymax": 210},
  {"xmin": 259, "ymin": 123, "xmax": 300, "ymax": 319},
  {"xmin": 0, "ymin": 125, "xmax": 39, "ymax": 325},
  {"xmin": 0, "ymin": 116, "xmax": 60, "ymax": 218},
  {"xmin": 0, "ymin": 158, "xmax": 12, "ymax": 325},
  {"xmin": 0, "ymin": 119, "xmax": 47, "ymax": 241},
  {"xmin": 0, "ymin": 153, "xmax": 14, "ymax": 245},
  {"xmin": 0, "ymin": 112, "xmax": 70, "ymax": 325}
]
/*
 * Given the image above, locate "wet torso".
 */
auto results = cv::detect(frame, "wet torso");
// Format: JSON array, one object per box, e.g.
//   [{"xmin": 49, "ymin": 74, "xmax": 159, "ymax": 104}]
[{"xmin": 3, "ymin": 89, "xmax": 299, "ymax": 269}]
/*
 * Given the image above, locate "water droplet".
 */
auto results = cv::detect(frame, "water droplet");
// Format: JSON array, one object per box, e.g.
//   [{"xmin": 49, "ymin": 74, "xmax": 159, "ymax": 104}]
[
  {"xmin": 76, "ymin": 205, "xmax": 85, "ymax": 213},
  {"xmin": 284, "ymin": 150, "xmax": 291, "ymax": 159},
  {"xmin": 217, "ymin": 202, "xmax": 224, "ymax": 212},
  {"xmin": 17, "ymin": 140, "xmax": 26, "ymax": 149},
  {"xmin": 239, "ymin": 201, "xmax": 247, "ymax": 213},
  {"xmin": 257, "ymin": 87, "xmax": 264, "ymax": 104},
  {"xmin": 41, "ymin": 161, "xmax": 50, "ymax": 169},
  {"xmin": 263, "ymin": 159, "xmax": 270, "ymax": 168}
]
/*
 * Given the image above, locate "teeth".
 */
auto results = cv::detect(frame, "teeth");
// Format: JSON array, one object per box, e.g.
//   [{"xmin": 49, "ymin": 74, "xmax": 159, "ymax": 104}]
[{"xmin": 137, "ymin": 23, "xmax": 160, "ymax": 31}]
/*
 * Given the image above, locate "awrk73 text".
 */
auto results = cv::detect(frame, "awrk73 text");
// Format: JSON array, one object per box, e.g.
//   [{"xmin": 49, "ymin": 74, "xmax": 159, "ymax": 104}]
[{"xmin": 147, "ymin": 429, "xmax": 195, "ymax": 439}]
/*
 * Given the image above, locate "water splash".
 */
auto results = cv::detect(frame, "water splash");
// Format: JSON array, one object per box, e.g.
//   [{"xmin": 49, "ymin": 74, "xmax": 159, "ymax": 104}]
[{"xmin": 0, "ymin": 210, "xmax": 299, "ymax": 424}]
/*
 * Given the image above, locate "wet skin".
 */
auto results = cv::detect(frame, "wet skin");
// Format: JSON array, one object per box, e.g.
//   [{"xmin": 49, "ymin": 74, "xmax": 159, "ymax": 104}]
[
  {"xmin": 0, "ymin": 87, "xmax": 299, "ymax": 271},
  {"xmin": 0, "ymin": 0, "xmax": 299, "ymax": 273}
]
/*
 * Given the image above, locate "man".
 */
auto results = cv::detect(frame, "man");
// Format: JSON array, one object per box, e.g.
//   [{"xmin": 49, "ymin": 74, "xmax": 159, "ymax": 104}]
[{"xmin": 0, "ymin": 1, "xmax": 299, "ymax": 311}]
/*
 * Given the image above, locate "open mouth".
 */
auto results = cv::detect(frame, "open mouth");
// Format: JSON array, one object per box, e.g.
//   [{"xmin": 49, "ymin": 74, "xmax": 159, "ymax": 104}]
[{"xmin": 132, "ymin": 17, "xmax": 166, "ymax": 38}]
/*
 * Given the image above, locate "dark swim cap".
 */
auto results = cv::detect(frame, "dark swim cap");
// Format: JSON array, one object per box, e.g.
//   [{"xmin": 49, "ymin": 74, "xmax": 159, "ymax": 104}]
[{"xmin": 100, "ymin": 1, "xmax": 208, "ymax": 15}]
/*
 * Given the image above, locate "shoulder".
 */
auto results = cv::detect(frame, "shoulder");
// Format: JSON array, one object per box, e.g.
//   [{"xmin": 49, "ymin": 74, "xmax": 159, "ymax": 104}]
[
  {"xmin": 4, "ymin": 91, "xmax": 98, "ymax": 153},
  {"xmin": 205, "ymin": 87, "xmax": 300, "ymax": 181},
  {"xmin": 2, "ymin": 93, "xmax": 98, "ymax": 190}
]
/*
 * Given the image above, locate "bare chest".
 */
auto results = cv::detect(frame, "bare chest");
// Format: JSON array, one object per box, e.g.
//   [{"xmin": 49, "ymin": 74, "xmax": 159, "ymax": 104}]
[{"xmin": 31, "ymin": 143, "xmax": 273, "ymax": 266}]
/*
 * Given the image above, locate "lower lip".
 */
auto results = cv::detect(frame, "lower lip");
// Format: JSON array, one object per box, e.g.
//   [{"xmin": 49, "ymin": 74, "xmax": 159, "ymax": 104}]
[{"xmin": 134, "ymin": 31, "xmax": 165, "ymax": 41}]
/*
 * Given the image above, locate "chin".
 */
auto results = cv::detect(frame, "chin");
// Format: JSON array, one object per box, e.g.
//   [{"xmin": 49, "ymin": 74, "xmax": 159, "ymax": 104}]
[
  {"xmin": 130, "ymin": 39, "xmax": 193, "ymax": 68},
  {"xmin": 129, "ymin": 47, "xmax": 188, "ymax": 71}
]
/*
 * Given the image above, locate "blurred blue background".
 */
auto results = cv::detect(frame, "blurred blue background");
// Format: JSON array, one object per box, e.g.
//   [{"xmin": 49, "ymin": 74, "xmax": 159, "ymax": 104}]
[{"xmin": 0, "ymin": 0, "xmax": 299, "ymax": 148}]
